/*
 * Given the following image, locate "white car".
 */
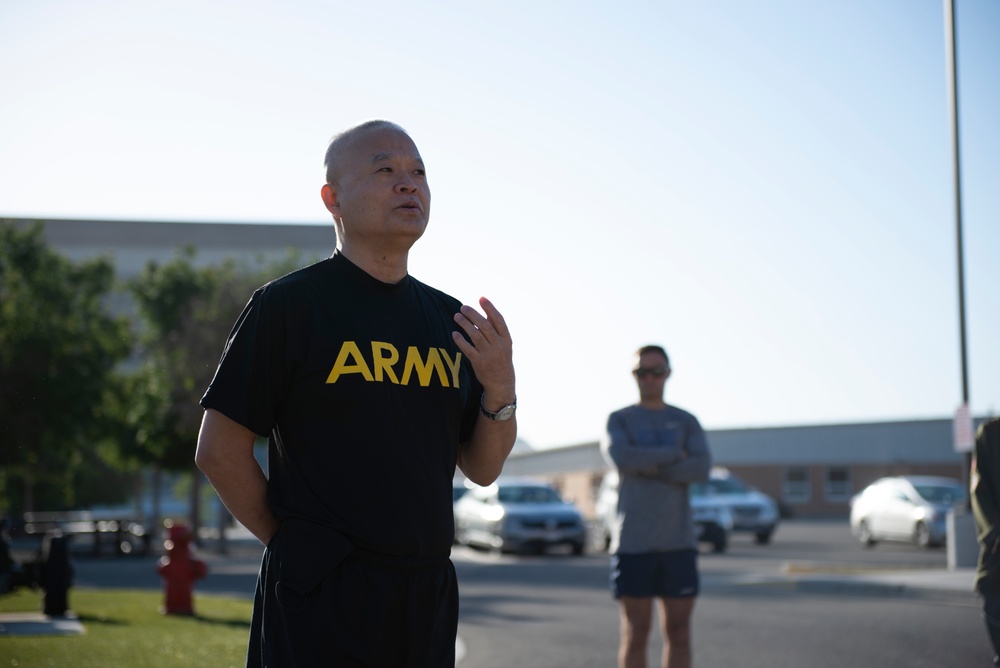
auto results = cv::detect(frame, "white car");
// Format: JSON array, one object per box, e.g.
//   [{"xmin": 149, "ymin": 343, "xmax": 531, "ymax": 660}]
[
  {"xmin": 849, "ymin": 475, "xmax": 966, "ymax": 548},
  {"xmin": 595, "ymin": 471, "xmax": 733, "ymax": 553}
]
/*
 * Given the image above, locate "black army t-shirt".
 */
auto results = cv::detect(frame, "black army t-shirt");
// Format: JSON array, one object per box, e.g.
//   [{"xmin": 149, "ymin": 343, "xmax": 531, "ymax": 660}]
[{"xmin": 201, "ymin": 252, "xmax": 482, "ymax": 557}]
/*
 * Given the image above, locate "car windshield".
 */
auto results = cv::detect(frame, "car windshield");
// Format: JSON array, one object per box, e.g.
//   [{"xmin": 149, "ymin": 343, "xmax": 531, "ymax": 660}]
[
  {"xmin": 913, "ymin": 483, "xmax": 965, "ymax": 504},
  {"xmin": 689, "ymin": 482, "xmax": 708, "ymax": 497},
  {"xmin": 708, "ymin": 478, "xmax": 750, "ymax": 494},
  {"xmin": 498, "ymin": 486, "xmax": 561, "ymax": 504}
]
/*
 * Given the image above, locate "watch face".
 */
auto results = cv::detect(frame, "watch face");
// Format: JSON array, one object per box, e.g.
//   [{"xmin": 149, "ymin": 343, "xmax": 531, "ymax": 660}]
[
  {"xmin": 496, "ymin": 405, "xmax": 515, "ymax": 420},
  {"xmin": 482, "ymin": 402, "xmax": 516, "ymax": 421}
]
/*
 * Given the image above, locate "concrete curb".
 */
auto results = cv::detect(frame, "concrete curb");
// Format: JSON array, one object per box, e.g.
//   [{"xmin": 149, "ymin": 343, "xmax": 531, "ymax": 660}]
[
  {"xmin": 704, "ymin": 565, "xmax": 978, "ymax": 602},
  {"xmin": 0, "ymin": 611, "xmax": 85, "ymax": 636}
]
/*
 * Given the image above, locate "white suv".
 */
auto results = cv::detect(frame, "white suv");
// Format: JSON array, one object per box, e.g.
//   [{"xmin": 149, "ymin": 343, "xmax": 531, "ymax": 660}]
[
  {"xmin": 701, "ymin": 468, "xmax": 780, "ymax": 544},
  {"xmin": 595, "ymin": 470, "xmax": 733, "ymax": 553}
]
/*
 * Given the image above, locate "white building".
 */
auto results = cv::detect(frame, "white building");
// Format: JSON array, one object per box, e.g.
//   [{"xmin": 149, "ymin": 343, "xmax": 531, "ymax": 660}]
[
  {"xmin": 502, "ymin": 417, "xmax": 980, "ymax": 518},
  {"xmin": 9, "ymin": 217, "xmax": 982, "ymax": 518}
]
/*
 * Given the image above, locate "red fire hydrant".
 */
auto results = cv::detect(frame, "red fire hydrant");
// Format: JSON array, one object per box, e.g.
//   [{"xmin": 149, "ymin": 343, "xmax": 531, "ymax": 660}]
[{"xmin": 156, "ymin": 520, "xmax": 207, "ymax": 615}]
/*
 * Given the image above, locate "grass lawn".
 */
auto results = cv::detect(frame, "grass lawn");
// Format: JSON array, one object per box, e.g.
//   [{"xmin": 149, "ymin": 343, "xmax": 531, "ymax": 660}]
[{"xmin": 0, "ymin": 587, "xmax": 253, "ymax": 667}]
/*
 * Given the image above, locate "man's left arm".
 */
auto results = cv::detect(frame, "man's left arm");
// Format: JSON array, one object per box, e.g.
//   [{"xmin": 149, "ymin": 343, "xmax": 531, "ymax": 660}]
[
  {"xmin": 654, "ymin": 419, "xmax": 712, "ymax": 484},
  {"xmin": 452, "ymin": 297, "xmax": 517, "ymax": 486}
]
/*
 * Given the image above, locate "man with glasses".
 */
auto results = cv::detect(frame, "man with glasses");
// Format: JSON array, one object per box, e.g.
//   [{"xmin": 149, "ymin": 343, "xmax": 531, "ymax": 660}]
[{"xmin": 601, "ymin": 344, "xmax": 712, "ymax": 668}]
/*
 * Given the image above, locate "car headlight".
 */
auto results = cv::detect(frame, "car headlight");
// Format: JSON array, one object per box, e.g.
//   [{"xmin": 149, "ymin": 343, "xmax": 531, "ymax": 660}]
[
  {"xmin": 483, "ymin": 505, "xmax": 505, "ymax": 523},
  {"xmin": 919, "ymin": 508, "xmax": 943, "ymax": 523},
  {"xmin": 694, "ymin": 506, "xmax": 733, "ymax": 530}
]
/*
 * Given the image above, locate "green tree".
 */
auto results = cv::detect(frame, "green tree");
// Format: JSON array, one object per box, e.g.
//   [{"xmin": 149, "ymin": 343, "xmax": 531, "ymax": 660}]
[
  {"xmin": 0, "ymin": 221, "xmax": 132, "ymax": 515},
  {"xmin": 126, "ymin": 248, "xmax": 303, "ymax": 536},
  {"xmin": 126, "ymin": 249, "xmax": 211, "ymax": 533}
]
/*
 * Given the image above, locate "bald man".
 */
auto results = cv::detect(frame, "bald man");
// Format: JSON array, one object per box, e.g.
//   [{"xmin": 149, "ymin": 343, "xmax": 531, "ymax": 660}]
[{"xmin": 196, "ymin": 120, "xmax": 517, "ymax": 667}]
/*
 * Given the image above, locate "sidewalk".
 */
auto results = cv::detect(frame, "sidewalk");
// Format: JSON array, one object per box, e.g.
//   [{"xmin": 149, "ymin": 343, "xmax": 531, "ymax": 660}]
[
  {"xmin": 0, "ymin": 612, "xmax": 85, "ymax": 637},
  {"xmin": 706, "ymin": 563, "xmax": 978, "ymax": 600},
  {"xmin": 791, "ymin": 565, "xmax": 976, "ymax": 597}
]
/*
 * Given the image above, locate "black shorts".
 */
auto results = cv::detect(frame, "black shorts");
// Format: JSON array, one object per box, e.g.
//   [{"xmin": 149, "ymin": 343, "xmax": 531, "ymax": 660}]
[
  {"xmin": 610, "ymin": 550, "xmax": 699, "ymax": 599},
  {"xmin": 248, "ymin": 522, "xmax": 458, "ymax": 667}
]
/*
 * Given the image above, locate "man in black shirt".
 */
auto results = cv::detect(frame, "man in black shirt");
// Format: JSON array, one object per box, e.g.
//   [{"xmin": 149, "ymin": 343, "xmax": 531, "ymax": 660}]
[{"xmin": 196, "ymin": 120, "xmax": 517, "ymax": 667}]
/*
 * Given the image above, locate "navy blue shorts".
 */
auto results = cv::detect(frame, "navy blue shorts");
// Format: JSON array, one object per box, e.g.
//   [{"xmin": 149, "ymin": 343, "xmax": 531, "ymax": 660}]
[{"xmin": 610, "ymin": 550, "xmax": 699, "ymax": 599}]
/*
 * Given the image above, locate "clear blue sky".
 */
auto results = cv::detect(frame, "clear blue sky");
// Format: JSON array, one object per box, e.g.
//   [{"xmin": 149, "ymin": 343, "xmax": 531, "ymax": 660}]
[{"xmin": 2, "ymin": 0, "xmax": 998, "ymax": 450}]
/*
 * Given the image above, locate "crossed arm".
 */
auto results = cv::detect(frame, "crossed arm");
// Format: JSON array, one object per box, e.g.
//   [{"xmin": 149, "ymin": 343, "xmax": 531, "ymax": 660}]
[{"xmin": 603, "ymin": 414, "xmax": 712, "ymax": 485}]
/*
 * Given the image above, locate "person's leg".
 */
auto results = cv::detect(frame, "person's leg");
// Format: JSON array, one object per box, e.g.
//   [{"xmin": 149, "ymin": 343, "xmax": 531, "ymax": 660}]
[
  {"xmin": 657, "ymin": 596, "xmax": 696, "ymax": 668},
  {"xmin": 619, "ymin": 596, "xmax": 654, "ymax": 668},
  {"xmin": 983, "ymin": 591, "xmax": 1000, "ymax": 665},
  {"xmin": 405, "ymin": 557, "xmax": 458, "ymax": 667},
  {"xmin": 654, "ymin": 550, "xmax": 698, "ymax": 668}
]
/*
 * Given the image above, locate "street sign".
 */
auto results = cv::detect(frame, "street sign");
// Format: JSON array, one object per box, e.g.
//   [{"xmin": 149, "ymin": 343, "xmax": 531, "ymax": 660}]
[{"xmin": 954, "ymin": 403, "xmax": 974, "ymax": 453}]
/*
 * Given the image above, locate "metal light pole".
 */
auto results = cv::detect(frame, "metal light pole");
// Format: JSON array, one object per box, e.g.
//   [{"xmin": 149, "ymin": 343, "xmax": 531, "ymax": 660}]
[
  {"xmin": 944, "ymin": 0, "xmax": 969, "ymax": 415},
  {"xmin": 943, "ymin": 0, "xmax": 977, "ymax": 569}
]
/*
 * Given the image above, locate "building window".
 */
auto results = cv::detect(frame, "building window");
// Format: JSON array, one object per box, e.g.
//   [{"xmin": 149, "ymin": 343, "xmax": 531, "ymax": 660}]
[
  {"xmin": 783, "ymin": 468, "xmax": 811, "ymax": 503},
  {"xmin": 825, "ymin": 467, "xmax": 852, "ymax": 502}
]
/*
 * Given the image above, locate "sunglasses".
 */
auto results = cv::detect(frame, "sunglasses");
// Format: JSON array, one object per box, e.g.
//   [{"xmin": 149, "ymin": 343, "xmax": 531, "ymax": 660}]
[{"xmin": 633, "ymin": 366, "xmax": 668, "ymax": 379}]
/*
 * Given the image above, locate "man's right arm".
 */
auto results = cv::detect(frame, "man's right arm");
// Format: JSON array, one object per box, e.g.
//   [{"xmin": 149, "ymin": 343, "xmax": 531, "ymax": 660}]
[{"xmin": 195, "ymin": 409, "xmax": 278, "ymax": 546}]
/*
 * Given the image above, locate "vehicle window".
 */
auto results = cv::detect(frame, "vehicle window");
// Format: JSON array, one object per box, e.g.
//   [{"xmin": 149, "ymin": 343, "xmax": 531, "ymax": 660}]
[
  {"xmin": 710, "ymin": 478, "xmax": 749, "ymax": 494},
  {"xmin": 498, "ymin": 486, "xmax": 560, "ymax": 504},
  {"xmin": 690, "ymin": 482, "xmax": 708, "ymax": 497},
  {"xmin": 891, "ymin": 490, "xmax": 912, "ymax": 503},
  {"xmin": 913, "ymin": 484, "xmax": 965, "ymax": 504}
]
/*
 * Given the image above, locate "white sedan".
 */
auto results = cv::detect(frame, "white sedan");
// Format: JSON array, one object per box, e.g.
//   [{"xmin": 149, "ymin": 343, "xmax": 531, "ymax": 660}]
[{"xmin": 850, "ymin": 475, "xmax": 966, "ymax": 548}]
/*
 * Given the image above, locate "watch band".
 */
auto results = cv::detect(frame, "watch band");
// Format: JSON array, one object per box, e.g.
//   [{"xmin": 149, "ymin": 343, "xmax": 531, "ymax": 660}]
[{"xmin": 480, "ymin": 393, "xmax": 517, "ymax": 421}]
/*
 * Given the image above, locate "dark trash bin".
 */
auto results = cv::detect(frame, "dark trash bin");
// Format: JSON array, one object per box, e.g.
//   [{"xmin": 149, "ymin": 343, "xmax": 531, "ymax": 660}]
[{"xmin": 40, "ymin": 531, "xmax": 73, "ymax": 617}]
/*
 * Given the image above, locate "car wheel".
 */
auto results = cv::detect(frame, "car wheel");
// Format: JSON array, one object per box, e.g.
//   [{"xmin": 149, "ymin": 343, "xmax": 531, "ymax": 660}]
[
  {"xmin": 856, "ymin": 520, "xmax": 876, "ymax": 547},
  {"xmin": 914, "ymin": 521, "xmax": 933, "ymax": 549},
  {"xmin": 754, "ymin": 530, "xmax": 772, "ymax": 545},
  {"xmin": 702, "ymin": 525, "xmax": 727, "ymax": 553}
]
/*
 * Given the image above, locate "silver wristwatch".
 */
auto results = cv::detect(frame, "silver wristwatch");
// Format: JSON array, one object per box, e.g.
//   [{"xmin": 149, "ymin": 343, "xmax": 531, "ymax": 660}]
[{"xmin": 480, "ymin": 394, "xmax": 517, "ymax": 421}]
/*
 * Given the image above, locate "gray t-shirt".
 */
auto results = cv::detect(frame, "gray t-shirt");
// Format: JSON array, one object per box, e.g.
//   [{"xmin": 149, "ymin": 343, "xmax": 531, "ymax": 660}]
[{"xmin": 601, "ymin": 404, "xmax": 712, "ymax": 554}]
